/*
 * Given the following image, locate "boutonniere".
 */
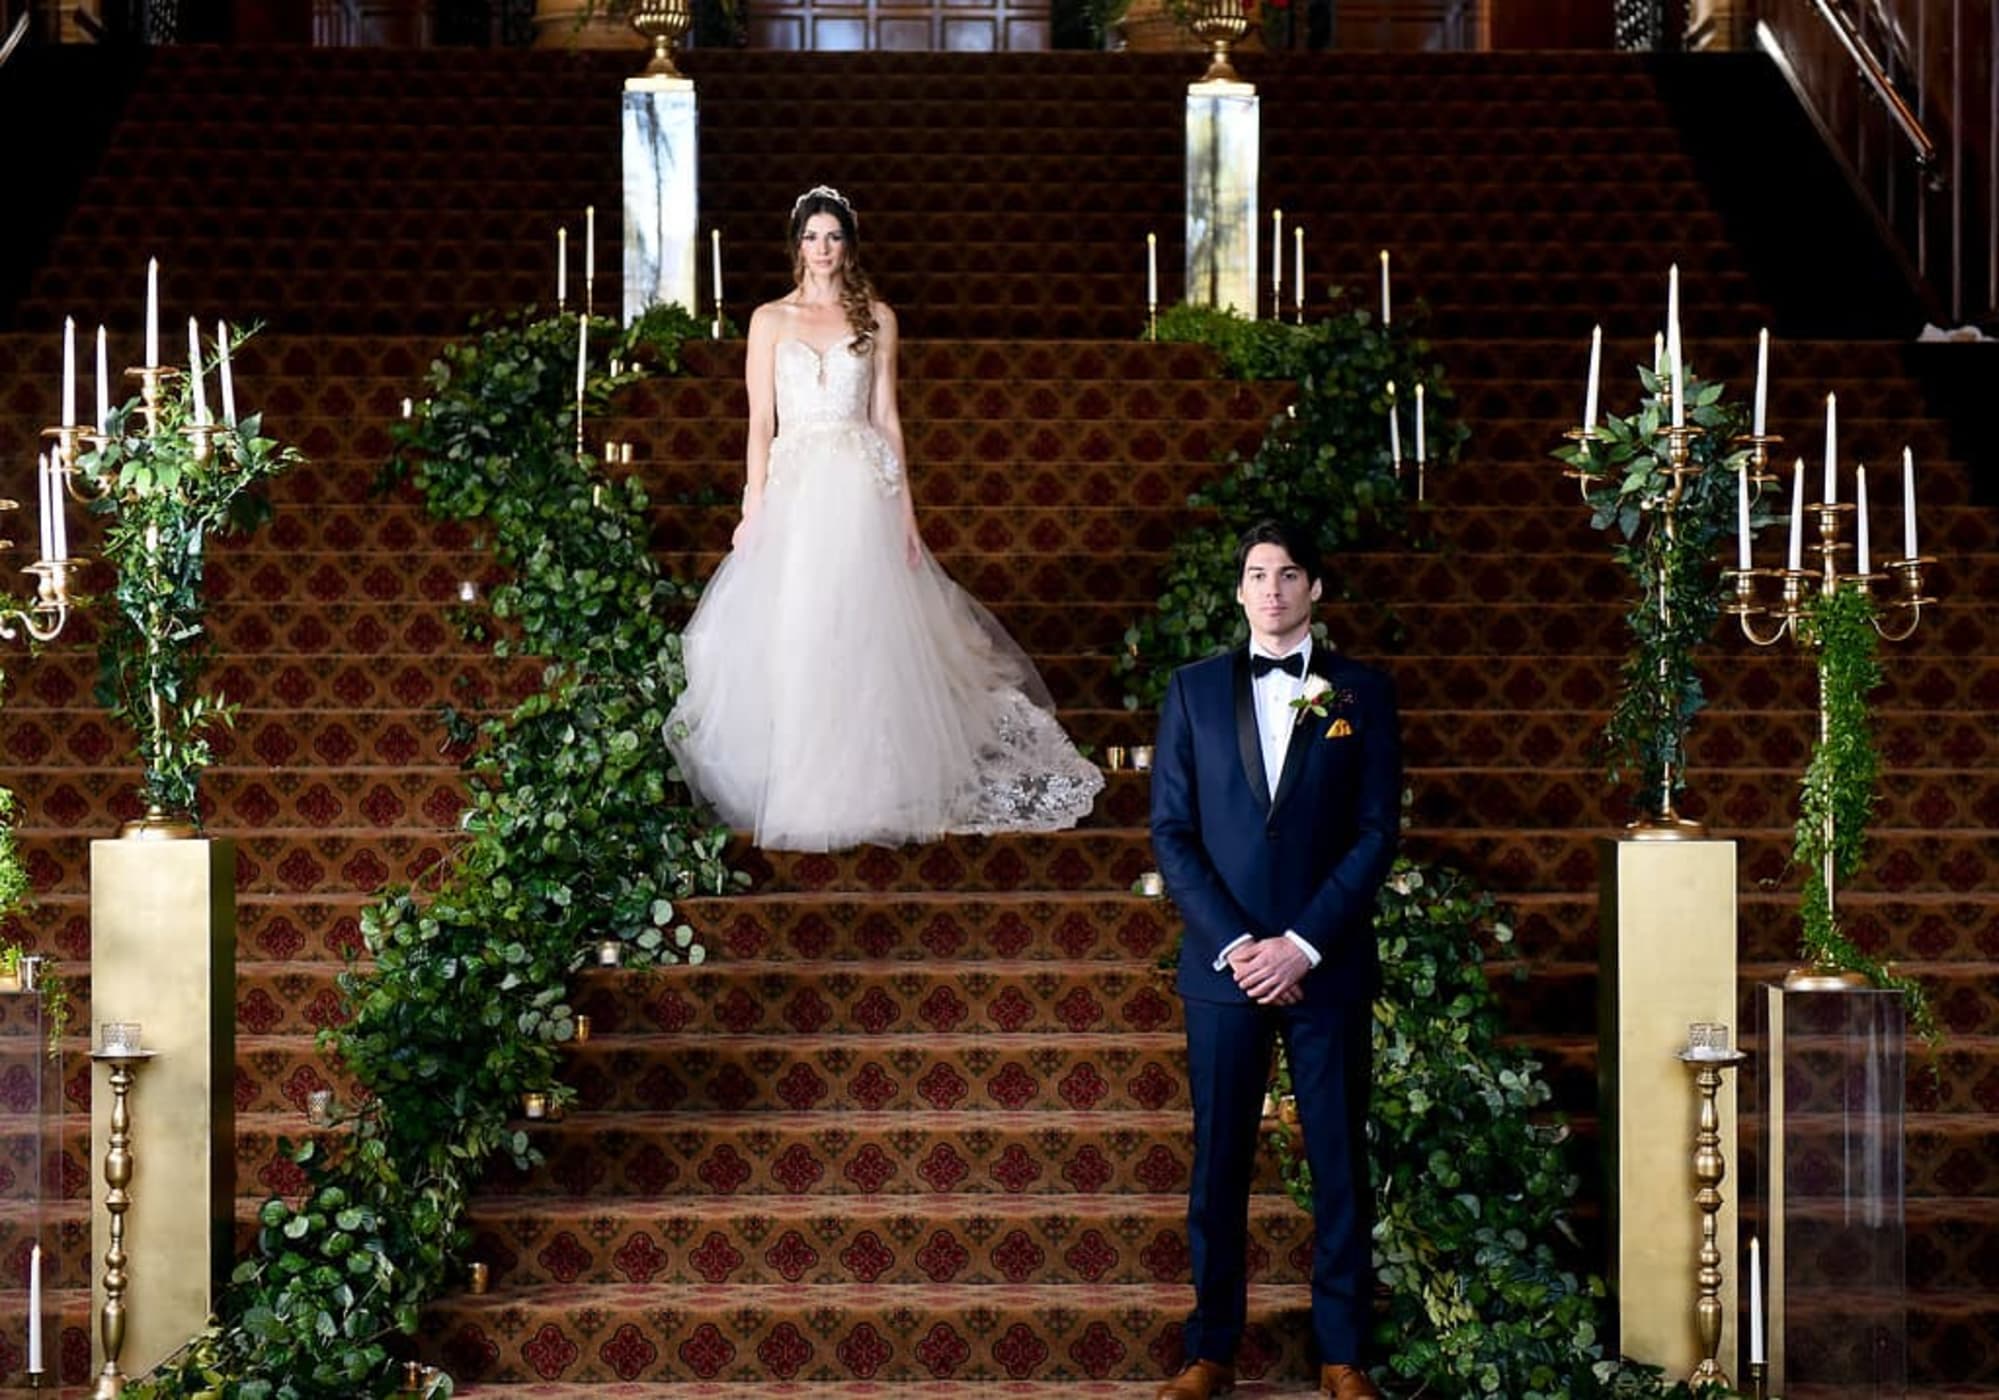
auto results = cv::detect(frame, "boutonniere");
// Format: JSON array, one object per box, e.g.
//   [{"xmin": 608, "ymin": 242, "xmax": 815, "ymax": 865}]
[{"xmin": 1290, "ymin": 676, "xmax": 1357, "ymax": 737}]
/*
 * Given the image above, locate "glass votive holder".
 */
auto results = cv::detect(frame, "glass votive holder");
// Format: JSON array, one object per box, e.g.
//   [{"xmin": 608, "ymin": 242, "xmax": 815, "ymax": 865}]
[
  {"xmin": 573, "ymin": 1014, "xmax": 592, "ymax": 1044},
  {"xmin": 596, "ymin": 940, "xmax": 623, "ymax": 968},
  {"xmin": 467, "ymin": 1262, "xmax": 490, "ymax": 1295},
  {"xmin": 1104, "ymin": 745, "xmax": 1128, "ymax": 771},
  {"xmin": 1136, "ymin": 871, "xmax": 1165, "ymax": 898},
  {"xmin": 521, "ymin": 1091, "xmax": 548, "ymax": 1120},
  {"xmin": 306, "ymin": 1089, "xmax": 334, "ymax": 1126},
  {"xmin": 99, "ymin": 1022, "xmax": 143, "ymax": 1055},
  {"xmin": 1684, "ymin": 1022, "xmax": 1732, "ymax": 1059},
  {"xmin": 1131, "ymin": 745, "xmax": 1155, "ymax": 772},
  {"xmin": 458, "ymin": 580, "xmax": 477, "ymax": 604}
]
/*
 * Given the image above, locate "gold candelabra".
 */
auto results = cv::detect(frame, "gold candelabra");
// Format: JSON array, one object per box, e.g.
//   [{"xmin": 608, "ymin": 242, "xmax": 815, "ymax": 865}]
[
  {"xmin": 1724, "ymin": 433, "xmax": 1934, "ymax": 989},
  {"xmin": 1563, "ymin": 406, "xmax": 1778, "ymax": 838},
  {"xmin": 1679, "ymin": 1031, "xmax": 1748, "ymax": 1390},
  {"xmin": 1185, "ymin": 0, "xmax": 1250, "ymax": 84},
  {"xmin": 91, "ymin": 1039, "xmax": 157, "ymax": 1398}
]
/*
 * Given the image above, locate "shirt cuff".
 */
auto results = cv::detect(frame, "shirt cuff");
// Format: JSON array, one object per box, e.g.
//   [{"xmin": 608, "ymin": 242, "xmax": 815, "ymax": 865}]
[
  {"xmin": 1212, "ymin": 933, "xmax": 1253, "ymax": 972},
  {"xmin": 1282, "ymin": 930, "xmax": 1322, "ymax": 969}
]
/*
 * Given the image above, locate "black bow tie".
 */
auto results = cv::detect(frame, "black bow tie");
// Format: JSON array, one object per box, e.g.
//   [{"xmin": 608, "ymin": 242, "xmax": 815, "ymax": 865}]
[{"xmin": 1251, "ymin": 652, "xmax": 1305, "ymax": 679}]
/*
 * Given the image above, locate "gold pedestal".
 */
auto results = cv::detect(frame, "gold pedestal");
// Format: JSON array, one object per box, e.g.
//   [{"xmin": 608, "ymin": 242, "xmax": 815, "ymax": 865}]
[
  {"xmin": 1598, "ymin": 838, "xmax": 1739, "ymax": 1377},
  {"xmin": 90, "ymin": 839, "xmax": 235, "ymax": 1379}
]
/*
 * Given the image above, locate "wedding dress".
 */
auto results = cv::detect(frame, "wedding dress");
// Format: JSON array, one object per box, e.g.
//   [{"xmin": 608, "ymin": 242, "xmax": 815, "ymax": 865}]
[{"xmin": 665, "ymin": 332, "xmax": 1104, "ymax": 851}]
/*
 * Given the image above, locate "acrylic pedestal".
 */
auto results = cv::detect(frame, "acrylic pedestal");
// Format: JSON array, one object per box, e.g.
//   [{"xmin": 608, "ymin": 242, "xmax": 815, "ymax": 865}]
[
  {"xmin": 0, "ymin": 978, "xmax": 54, "ymax": 1387},
  {"xmin": 1753, "ymin": 984, "xmax": 1907, "ymax": 1399}
]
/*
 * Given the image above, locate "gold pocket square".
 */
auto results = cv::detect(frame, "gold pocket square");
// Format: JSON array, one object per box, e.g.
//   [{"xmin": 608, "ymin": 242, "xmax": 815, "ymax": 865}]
[{"xmin": 1325, "ymin": 717, "xmax": 1354, "ymax": 739}]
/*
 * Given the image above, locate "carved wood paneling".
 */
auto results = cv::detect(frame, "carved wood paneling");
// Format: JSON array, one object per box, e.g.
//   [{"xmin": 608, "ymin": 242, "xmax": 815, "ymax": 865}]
[{"xmin": 750, "ymin": 0, "xmax": 1049, "ymax": 51}]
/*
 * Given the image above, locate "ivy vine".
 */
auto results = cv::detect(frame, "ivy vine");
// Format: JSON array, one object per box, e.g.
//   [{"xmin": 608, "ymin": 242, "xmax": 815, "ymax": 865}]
[
  {"xmin": 1120, "ymin": 299, "xmax": 1461, "ymax": 708},
  {"xmin": 77, "ymin": 334, "xmax": 297, "ymax": 820},
  {"xmin": 1269, "ymin": 857, "xmax": 1723, "ymax": 1399},
  {"xmin": 128, "ymin": 304, "xmax": 734, "ymax": 1399},
  {"xmin": 1792, "ymin": 585, "xmax": 1934, "ymax": 1032},
  {"xmin": 1550, "ymin": 362, "xmax": 1762, "ymax": 819}
]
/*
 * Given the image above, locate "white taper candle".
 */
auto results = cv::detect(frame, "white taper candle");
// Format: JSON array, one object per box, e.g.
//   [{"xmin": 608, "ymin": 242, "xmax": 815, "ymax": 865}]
[
  {"xmin": 1583, "ymin": 324, "xmax": 1602, "ymax": 431},
  {"xmin": 1753, "ymin": 327, "xmax": 1770, "ymax": 437},
  {"xmin": 1856, "ymin": 464, "xmax": 1871, "ymax": 574},
  {"xmin": 36, "ymin": 454, "xmax": 52, "ymax": 565},
  {"xmin": 1294, "ymin": 226, "xmax": 1304, "ymax": 314},
  {"xmin": 1738, "ymin": 460, "xmax": 1751, "ymax": 571},
  {"xmin": 557, "ymin": 226, "xmax": 567, "ymax": 306},
  {"xmin": 217, "ymin": 320, "xmax": 236, "ymax": 427},
  {"xmin": 1902, "ymin": 446, "xmax": 1918, "ymax": 559},
  {"xmin": 585, "ymin": 204, "xmax": 596, "ymax": 285},
  {"xmin": 1272, "ymin": 209, "xmax": 1284, "ymax": 306},
  {"xmin": 712, "ymin": 228, "xmax": 723, "ymax": 305},
  {"xmin": 1824, "ymin": 393, "xmax": 1838, "ymax": 505},
  {"xmin": 1749, "ymin": 1237, "xmax": 1764, "ymax": 1365},
  {"xmin": 27, "ymin": 1241, "xmax": 42, "ymax": 1374},
  {"xmin": 1788, "ymin": 458, "xmax": 1806, "ymax": 571},
  {"xmin": 187, "ymin": 317, "xmax": 209, "ymax": 426},
  {"xmin": 145, "ymin": 257, "xmax": 159, "ymax": 367},
  {"xmin": 1147, "ymin": 232, "xmax": 1157, "ymax": 307},
  {"xmin": 1386, "ymin": 381, "xmax": 1401, "ymax": 463},
  {"xmin": 576, "ymin": 311, "xmax": 587, "ymax": 404},
  {"xmin": 1414, "ymin": 383, "xmax": 1426, "ymax": 464},
  {"xmin": 95, "ymin": 324, "xmax": 110, "ymax": 435},
  {"xmin": 62, "ymin": 316, "xmax": 76, "ymax": 428}
]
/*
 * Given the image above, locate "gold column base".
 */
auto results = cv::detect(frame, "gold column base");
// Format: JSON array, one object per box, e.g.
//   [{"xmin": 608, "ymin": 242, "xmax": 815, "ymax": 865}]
[
  {"xmin": 1782, "ymin": 962, "xmax": 1872, "ymax": 991},
  {"xmin": 1625, "ymin": 813, "xmax": 1711, "ymax": 841},
  {"xmin": 117, "ymin": 806, "xmax": 198, "ymax": 840}
]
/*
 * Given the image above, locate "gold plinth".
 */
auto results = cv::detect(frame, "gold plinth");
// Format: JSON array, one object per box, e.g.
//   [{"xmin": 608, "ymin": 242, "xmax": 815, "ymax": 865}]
[
  {"xmin": 117, "ymin": 806, "xmax": 198, "ymax": 841},
  {"xmin": 90, "ymin": 839, "xmax": 235, "ymax": 1379},
  {"xmin": 1598, "ymin": 838, "xmax": 1739, "ymax": 1378}
]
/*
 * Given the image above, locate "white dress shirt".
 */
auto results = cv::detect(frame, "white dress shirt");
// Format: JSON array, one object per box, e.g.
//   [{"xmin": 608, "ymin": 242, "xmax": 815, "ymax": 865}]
[{"xmin": 1212, "ymin": 637, "xmax": 1323, "ymax": 976}]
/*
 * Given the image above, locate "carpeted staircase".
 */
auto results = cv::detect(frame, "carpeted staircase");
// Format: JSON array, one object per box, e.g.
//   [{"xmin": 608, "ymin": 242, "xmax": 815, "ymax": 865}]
[{"xmin": 0, "ymin": 42, "xmax": 1991, "ymax": 1396}]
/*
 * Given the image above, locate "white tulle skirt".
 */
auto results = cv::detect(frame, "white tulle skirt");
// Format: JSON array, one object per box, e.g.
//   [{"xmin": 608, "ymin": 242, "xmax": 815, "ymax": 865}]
[{"xmin": 666, "ymin": 420, "xmax": 1104, "ymax": 852}]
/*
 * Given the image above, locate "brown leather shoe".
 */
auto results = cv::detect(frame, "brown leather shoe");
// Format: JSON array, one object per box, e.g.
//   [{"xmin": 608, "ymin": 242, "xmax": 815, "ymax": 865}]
[
  {"xmin": 1319, "ymin": 1363, "xmax": 1384, "ymax": 1399},
  {"xmin": 1156, "ymin": 1359, "xmax": 1235, "ymax": 1399}
]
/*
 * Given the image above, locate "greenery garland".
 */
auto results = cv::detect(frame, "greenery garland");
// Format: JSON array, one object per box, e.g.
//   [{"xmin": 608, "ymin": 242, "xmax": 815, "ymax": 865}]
[
  {"xmin": 130, "ymin": 304, "xmax": 732, "ymax": 1399},
  {"xmin": 1551, "ymin": 362, "xmax": 1760, "ymax": 819},
  {"xmin": 1792, "ymin": 585, "xmax": 1933, "ymax": 1031},
  {"xmin": 1120, "ymin": 299, "xmax": 1461, "ymax": 709},
  {"xmin": 1269, "ymin": 857, "xmax": 1717, "ymax": 1399},
  {"xmin": 77, "ymin": 335, "xmax": 299, "ymax": 819}
]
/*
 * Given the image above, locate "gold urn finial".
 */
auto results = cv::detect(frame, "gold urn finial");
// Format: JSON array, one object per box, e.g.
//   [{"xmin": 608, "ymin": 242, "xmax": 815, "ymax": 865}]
[
  {"xmin": 1187, "ymin": 0, "xmax": 1250, "ymax": 84},
  {"xmin": 631, "ymin": 0, "xmax": 694, "ymax": 80}
]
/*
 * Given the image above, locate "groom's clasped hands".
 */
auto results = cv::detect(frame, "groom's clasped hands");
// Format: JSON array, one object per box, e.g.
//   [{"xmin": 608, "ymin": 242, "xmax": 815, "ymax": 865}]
[{"xmin": 1226, "ymin": 936, "xmax": 1311, "ymax": 1006}]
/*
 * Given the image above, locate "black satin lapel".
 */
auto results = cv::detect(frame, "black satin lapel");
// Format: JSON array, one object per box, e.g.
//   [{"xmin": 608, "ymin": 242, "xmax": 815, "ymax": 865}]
[
  {"xmin": 1269, "ymin": 649, "xmax": 1336, "ymax": 817},
  {"xmin": 1232, "ymin": 651, "xmax": 1271, "ymax": 815}
]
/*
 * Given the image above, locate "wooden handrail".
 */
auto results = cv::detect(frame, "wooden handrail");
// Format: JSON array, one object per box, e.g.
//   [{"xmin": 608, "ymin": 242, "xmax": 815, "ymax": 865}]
[
  {"xmin": 1810, "ymin": 0, "xmax": 1939, "ymax": 169},
  {"xmin": 0, "ymin": 11, "xmax": 29, "ymax": 68}
]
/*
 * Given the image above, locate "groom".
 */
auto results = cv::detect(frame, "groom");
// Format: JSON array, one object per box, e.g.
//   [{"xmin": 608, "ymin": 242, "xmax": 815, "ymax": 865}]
[{"xmin": 1150, "ymin": 520, "xmax": 1400, "ymax": 1400}]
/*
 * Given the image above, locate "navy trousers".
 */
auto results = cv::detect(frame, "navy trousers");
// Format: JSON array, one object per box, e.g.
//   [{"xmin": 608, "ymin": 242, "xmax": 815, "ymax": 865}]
[{"xmin": 1180, "ymin": 994, "xmax": 1374, "ymax": 1367}]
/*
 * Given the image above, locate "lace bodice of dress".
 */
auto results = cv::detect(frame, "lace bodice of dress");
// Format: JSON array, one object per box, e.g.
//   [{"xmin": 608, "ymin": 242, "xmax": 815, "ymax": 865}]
[
  {"xmin": 769, "ymin": 333, "xmax": 901, "ymax": 493},
  {"xmin": 776, "ymin": 333, "xmax": 872, "ymax": 425}
]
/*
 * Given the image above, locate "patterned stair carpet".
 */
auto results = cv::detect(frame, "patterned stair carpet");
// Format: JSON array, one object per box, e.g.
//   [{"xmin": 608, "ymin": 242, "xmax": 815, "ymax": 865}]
[{"xmin": 0, "ymin": 43, "xmax": 1992, "ymax": 1395}]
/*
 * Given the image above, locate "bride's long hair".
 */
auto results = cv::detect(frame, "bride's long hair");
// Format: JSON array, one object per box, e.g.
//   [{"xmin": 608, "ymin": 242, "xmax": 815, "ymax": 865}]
[{"xmin": 788, "ymin": 189, "xmax": 881, "ymax": 357}]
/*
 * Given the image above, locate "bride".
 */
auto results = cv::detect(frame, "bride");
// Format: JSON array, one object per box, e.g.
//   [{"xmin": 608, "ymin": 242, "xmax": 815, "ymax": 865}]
[{"xmin": 665, "ymin": 186, "xmax": 1104, "ymax": 852}]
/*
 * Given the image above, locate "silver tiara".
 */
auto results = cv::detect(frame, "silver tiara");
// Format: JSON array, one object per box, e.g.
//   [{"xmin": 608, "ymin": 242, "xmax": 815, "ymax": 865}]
[{"xmin": 793, "ymin": 185, "xmax": 856, "ymax": 222}]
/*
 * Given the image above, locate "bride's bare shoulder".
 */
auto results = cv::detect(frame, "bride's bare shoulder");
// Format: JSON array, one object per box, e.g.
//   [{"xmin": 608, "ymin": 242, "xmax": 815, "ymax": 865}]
[
  {"xmin": 748, "ymin": 300, "xmax": 794, "ymax": 338},
  {"xmin": 872, "ymin": 301, "xmax": 898, "ymax": 334}
]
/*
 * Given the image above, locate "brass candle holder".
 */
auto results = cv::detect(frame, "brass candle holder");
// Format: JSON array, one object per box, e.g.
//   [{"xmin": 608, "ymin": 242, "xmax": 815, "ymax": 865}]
[
  {"xmin": 630, "ymin": 0, "xmax": 693, "ymax": 80},
  {"xmin": 1680, "ymin": 1027, "xmax": 1748, "ymax": 1391},
  {"xmin": 1725, "ymin": 455, "xmax": 1935, "ymax": 990},
  {"xmin": 1186, "ymin": 0, "xmax": 1249, "ymax": 84},
  {"xmin": 91, "ymin": 1034, "xmax": 158, "ymax": 1399}
]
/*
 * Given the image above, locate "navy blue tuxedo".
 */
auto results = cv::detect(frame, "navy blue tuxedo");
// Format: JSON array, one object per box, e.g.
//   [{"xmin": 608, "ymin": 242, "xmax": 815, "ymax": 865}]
[{"xmin": 1150, "ymin": 643, "xmax": 1400, "ymax": 1369}]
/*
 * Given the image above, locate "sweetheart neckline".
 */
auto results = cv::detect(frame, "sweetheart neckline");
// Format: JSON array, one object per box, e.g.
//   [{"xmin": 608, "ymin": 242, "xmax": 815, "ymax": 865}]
[{"xmin": 777, "ymin": 333, "xmax": 859, "ymax": 359}]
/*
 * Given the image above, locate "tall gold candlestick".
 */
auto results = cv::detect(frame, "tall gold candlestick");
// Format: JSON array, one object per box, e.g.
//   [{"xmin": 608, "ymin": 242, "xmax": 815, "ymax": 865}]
[
  {"xmin": 92, "ymin": 1043, "xmax": 157, "ymax": 1398},
  {"xmin": 1680, "ymin": 1034, "xmax": 1746, "ymax": 1390}
]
